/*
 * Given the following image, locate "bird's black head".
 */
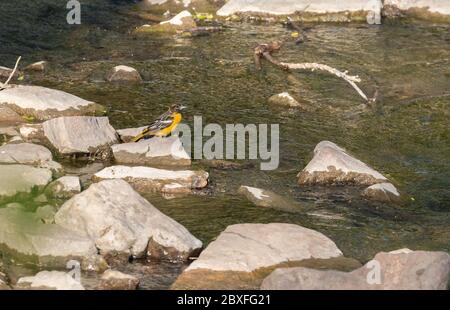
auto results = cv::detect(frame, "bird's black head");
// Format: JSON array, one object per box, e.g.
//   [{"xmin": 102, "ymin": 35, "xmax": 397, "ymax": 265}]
[{"xmin": 170, "ymin": 104, "xmax": 187, "ymax": 113}]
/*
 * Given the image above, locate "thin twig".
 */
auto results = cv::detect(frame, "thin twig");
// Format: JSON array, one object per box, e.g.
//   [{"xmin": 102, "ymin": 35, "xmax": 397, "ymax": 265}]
[{"xmin": 0, "ymin": 56, "xmax": 21, "ymax": 90}]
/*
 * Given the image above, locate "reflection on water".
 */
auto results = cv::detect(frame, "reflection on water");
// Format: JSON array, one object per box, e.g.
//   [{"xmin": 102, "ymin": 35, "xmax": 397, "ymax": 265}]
[{"xmin": 0, "ymin": 1, "xmax": 449, "ymax": 288}]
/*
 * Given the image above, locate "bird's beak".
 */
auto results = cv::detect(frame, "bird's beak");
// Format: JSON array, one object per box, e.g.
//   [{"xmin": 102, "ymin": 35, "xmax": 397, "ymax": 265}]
[{"xmin": 179, "ymin": 105, "xmax": 187, "ymax": 110}]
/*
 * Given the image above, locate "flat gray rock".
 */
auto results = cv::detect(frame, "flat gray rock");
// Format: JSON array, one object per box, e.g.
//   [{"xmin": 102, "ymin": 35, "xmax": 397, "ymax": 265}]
[
  {"xmin": 261, "ymin": 249, "xmax": 450, "ymax": 290},
  {"xmin": 112, "ymin": 136, "xmax": 191, "ymax": 167},
  {"xmin": 55, "ymin": 179, "xmax": 203, "ymax": 261},
  {"xmin": 0, "ymin": 85, "xmax": 105, "ymax": 121},
  {"xmin": 0, "ymin": 143, "xmax": 60, "ymax": 169},
  {"xmin": 0, "ymin": 164, "xmax": 52, "ymax": 201},
  {"xmin": 43, "ymin": 116, "xmax": 119, "ymax": 155},
  {"xmin": 93, "ymin": 165, "xmax": 208, "ymax": 194},
  {"xmin": 238, "ymin": 185, "xmax": 303, "ymax": 213},
  {"xmin": 186, "ymin": 223, "xmax": 343, "ymax": 273},
  {"xmin": 0, "ymin": 208, "xmax": 98, "ymax": 268}
]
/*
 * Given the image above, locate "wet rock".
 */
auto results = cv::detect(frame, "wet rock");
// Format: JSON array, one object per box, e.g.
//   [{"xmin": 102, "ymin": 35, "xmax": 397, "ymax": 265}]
[
  {"xmin": 54, "ymin": 179, "xmax": 203, "ymax": 261},
  {"xmin": 0, "ymin": 66, "xmax": 19, "ymax": 80},
  {"xmin": 261, "ymin": 249, "xmax": 450, "ymax": 290},
  {"xmin": 136, "ymin": 10, "xmax": 197, "ymax": 34},
  {"xmin": 173, "ymin": 223, "xmax": 348, "ymax": 290},
  {"xmin": 97, "ymin": 270, "xmax": 139, "ymax": 290},
  {"xmin": 0, "ymin": 143, "xmax": 61, "ymax": 172},
  {"xmin": 46, "ymin": 176, "xmax": 81, "ymax": 199},
  {"xmin": 0, "ymin": 208, "xmax": 98, "ymax": 268},
  {"xmin": 116, "ymin": 126, "xmax": 147, "ymax": 143},
  {"xmin": 238, "ymin": 186, "xmax": 303, "ymax": 213},
  {"xmin": 217, "ymin": 0, "xmax": 381, "ymax": 22},
  {"xmin": 35, "ymin": 205, "xmax": 57, "ymax": 224},
  {"xmin": 19, "ymin": 123, "xmax": 43, "ymax": 141},
  {"xmin": 25, "ymin": 61, "xmax": 48, "ymax": 72},
  {"xmin": 200, "ymin": 159, "xmax": 253, "ymax": 170},
  {"xmin": 17, "ymin": 271, "xmax": 84, "ymax": 290},
  {"xmin": 0, "ymin": 106, "xmax": 23, "ymax": 125},
  {"xmin": 187, "ymin": 223, "xmax": 342, "ymax": 272},
  {"xmin": 43, "ymin": 116, "xmax": 119, "ymax": 156},
  {"xmin": 0, "ymin": 127, "xmax": 19, "ymax": 137},
  {"xmin": 383, "ymin": 1, "xmax": 450, "ymax": 22},
  {"xmin": 297, "ymin": 141, "xmax": 387, "ymax": 186},
  {"xmin": 106, "ymin": 65, "xmax": 142, "ymax": 83},
  {"xmin": 112, "ymin": 136, "xmax": 191, "ymax": 167},
  {"xmin": 0, "ymin": 165, "xmax": 52, "ymax": 203},
  {"xmin": 268, "ymin": 92, "xmax": 303, "ymax": 108},
  {"xmin": 93, "ymin": 165, "xmax": 209, "ymax": 193},
  {"xmin": 362, "ymin": 182, "xmax": 402, "ymax": 204},
  {"xmin": 0, "ymin": 85, "xmax": 106, "ymax": 121}
]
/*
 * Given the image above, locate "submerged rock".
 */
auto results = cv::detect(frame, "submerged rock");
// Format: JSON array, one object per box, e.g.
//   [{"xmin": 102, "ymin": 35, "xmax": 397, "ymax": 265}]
[
  {"xmin": 362, "ymin": 182, "xmax": 402, "ymax": 204},
  {"xmin": 136, "ymin": 10, "xmax": 197, "ymax": 33},
  {"xmin": 93, "ymin": 165, "xmax": 208, "ymax": 193},
  {"xmin": 46, "ymin": 176, "xmax": 81, "ymax": 199},
  {"xmin": 0, "ymin": 208, "xmax": 98, "ymax": 268},
  {"xmin": 238, "ymin": 186, "xmax": 303, "ymax": 213},
  {"xmin": 17, "ymin": 271, "xmax": 85, "ymax": 290},
  {"xmin": 0, "ymin": 66, "xmax": 19, "ymax": 80},
  {"xmin": 0, "ymin": 85, "xmax": 106, "ymax": 121},
  {"xmin": 106, "ymin": 65, "xmax": 142, "ymax": 83},
  {"xmin": 43, "ymin": 116, "xmax": 119, "ymax": 156},
  {"xmin": 268, "ymin": 92, "xmax": 303, "ymax": 108},
  {"xmin": 24, "ymin": 61, "xmax": 48, "ymax": 72},
  {"xmin": 0, "ymin": 106, "xmax": 23, "ymax": 125},
  {"xmin": 0, "ymin": 143, "xmax": 61, "ymax": 172},
  {"xmin": 112, "ymin": 136, "xmax": 191, "ymax": 167},
  {"xmin": 97, "ymin": 270, "xmax": 140, "ymax": 290},
  {"xmin": 54, "ymin": 179, "xmax": 203, "ymax": 261},
  {"xmin": 298, "ymin": 141, "xmax": 387, "ymax": 186},
  {"xmin": 261, "ymin": 249, "xmax": 450, "ymax": 290},
  {"xmin": 0, "ymin": 165, "xmax": 52, "ymax": 202}
]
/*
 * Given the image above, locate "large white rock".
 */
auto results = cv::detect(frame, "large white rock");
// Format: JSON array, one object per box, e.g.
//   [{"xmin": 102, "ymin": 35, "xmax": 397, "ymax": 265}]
[
  {"xmin": 112, "ymin": 136, "xmax": 191, "ymax": 167},
  {"xmin": 261, "ymin": 249, "xmax": 450, "ymax": 290},
  {"xmin": 0, "ymin": 85, "xmax": 105, "ymax": 121},
  {"xmin": 54, "ymin": 179, "xmax": 203, "ymax": 261},
  {"xmin": 93, "ymin": 165, "xmax": 208, "ymax": 193},
  {"xmin": 384, "ymin": 0, "xmax": 450, "ymax": 15},
  {"xmin": 0, "ymin": 208, "xmax": 97, "ymax": 267},
  {"xmin": 17, "ymin": 271, "xmax": 85, "ymax": 290},
  {"xmin": 0, "ymin": 143, "xmax": 61, "ymax": 171},
  {"xmin": 186, "ymin": 223, "xmax": 343, "ymax": 273},
  {"xmin": 116, "ymin": 126, "xmax": 147, "ymax": 142},
  {"xmin": 0, "ymin": 165, "xmax": 52, "ymax": 201},
  {"xmin": 43, "ymin": 116, "xmax": 119, "ymax": 155},
  {"xmin": 298, "ymin": 141, "xmax": 388, "ymax": 185},
  {"xmin": 217, "ymin": 0, "xmax": 382, "ymax": 17}
]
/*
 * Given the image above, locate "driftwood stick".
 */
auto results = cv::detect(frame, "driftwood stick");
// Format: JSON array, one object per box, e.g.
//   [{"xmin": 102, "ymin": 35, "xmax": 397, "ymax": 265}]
[
  {"xmin": 0, "ymin": 56, "xmax": 21, "ymax": 90},
  {"xmin": 280, "ymin": 62, "xmax": 369, "ymax": 101}
]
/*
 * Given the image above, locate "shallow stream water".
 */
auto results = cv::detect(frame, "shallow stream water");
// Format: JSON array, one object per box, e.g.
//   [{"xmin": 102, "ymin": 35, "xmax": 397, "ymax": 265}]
[{"xmin": 0, "ymin": 1, "xmax": 449, "ymax": 289}]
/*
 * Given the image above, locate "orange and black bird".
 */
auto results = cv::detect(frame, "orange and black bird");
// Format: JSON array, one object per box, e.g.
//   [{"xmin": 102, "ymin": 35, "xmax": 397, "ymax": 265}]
[{"xmin": 132, "ymin": 104, "xmax": 187, "ymax": 142}]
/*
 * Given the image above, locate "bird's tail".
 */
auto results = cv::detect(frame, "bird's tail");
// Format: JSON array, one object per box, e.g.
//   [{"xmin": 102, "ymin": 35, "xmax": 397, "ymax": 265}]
[{"xmin": 132, "ymin": 132, "xmax": 146, "ymax": 143}]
